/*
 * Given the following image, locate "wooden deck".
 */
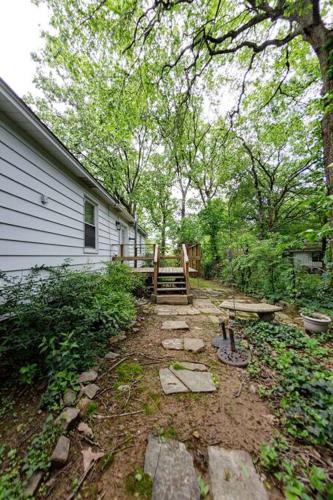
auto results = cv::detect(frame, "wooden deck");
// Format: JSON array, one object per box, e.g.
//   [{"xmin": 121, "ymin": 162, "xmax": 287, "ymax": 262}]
[{"xmin": 132, "ymin": 266, "xmax": 198, "ymax": 275}]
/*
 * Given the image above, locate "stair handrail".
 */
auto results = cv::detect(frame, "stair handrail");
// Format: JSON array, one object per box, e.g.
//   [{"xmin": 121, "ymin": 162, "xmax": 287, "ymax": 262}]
[
  {"xmin": 153, "ymin": 244, "xmax": 160, "ymax": 295},
  {"xmin": 182, "ymin": 243, "xmax": 190, "ymax": 294}
]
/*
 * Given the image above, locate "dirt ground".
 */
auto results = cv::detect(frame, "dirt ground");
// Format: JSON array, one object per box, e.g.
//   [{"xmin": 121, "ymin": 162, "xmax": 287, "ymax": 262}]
[{"xmin": 45, "ymin": 284, "xmax": 286, "ymax": 499}]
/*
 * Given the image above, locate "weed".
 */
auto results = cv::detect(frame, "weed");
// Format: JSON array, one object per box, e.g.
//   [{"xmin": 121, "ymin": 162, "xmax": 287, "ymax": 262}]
[
  {"xmin": 101, "ymin": 452, "xmax": 114, "ymax": 472},
  {"xmin": 197, "ymin": 475, "xmax": 210, "ymax": 498},
  {"xmin": 170, "ymin": 362, "xmax": 186, "ymax": 370},
  {"xmin": 125, "ymin": 468, "xmax": 152, "ymax": 498},
  {"xmin": 157, "ymin": 425, "xmax": 178, "ymax": 442},
  {"xmin": 85, "ymin": 401, "xmax": 98, "ymax": 418},
  {"xmin": 116, "ymin": 362, "xmax": 143, "ymax": 386}
]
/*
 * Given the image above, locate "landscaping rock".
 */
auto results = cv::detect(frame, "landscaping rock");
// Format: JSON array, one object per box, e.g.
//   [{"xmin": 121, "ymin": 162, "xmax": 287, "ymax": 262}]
[
  {"xmin": 78, "ymin": 369, "xmax": 98, "ymax": 384},
  {"xmin": 144, "ymin": 434, "xmax": 200, "ymax": 500},
  {"xmin": 170, "ymin": 368, "xmax": 216, "ymax": 392},
  {"xmin": 159, "ymin": 368, "xmax": 189, "ymax": 394},
  {"xmin": 77, "ymin": 398, "xmax": 92, "ymax": 416},
  {"xmin": 156, "ymin": 305, "xmax": 200, "ymax": 316},
  {"xmin": 25, "ymin": 471, "xmax": 43, "ymax": 497},
  {"xmin": 184, "ymin": 338, "xmax": 205, "ymax": 353},
  {"xmin": 51, "ymin": 436, "xmax": 70, "ymax": 466},
  {"xmin": 132, "ymin": 327, "xmax": 140, "ymax": 333},
  {"xmin": 56, "ymin": 407, "xmax": 80, "ymax": 430},
  {"xmin": 104, "ymin": 351, "xmax": 120, "ymax": 360},
  {"xmin": 109, "ymin": 333, "xmax": 126, "ymax": 344},
  {"xmin": 161, "ymin": 338, "xmax": 183, "ymax": 350},
  {"xmin": 78, "ymin": 422, "xmax": 93, "ymax": 438},
  {"xmin": 208, "ymin": 446, "xmax": 268, "ymax": 500},
  {"xmin": 63, "ymin": 389, "xmax": 77, "ymax": 407},
  {"xmin": 82, "ymin": 383, "xmax": 100, "ymax": 399},
  {"xmin": 161, "ymin": 320, "xmax": 189, "ymax": 330},
  {"xmin": 173, "ymin": 361, "xmax": 207, "ymax": 371}
]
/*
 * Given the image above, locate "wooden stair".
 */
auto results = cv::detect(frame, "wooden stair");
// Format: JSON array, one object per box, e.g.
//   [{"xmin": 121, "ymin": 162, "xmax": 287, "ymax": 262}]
[{"xmin": 151, "ymin": 245, "xmax": 193, "ymax": 305}]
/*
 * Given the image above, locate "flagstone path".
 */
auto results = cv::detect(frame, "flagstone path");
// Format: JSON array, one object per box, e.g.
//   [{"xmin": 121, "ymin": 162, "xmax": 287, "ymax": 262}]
[{"xmin": 48, "ymin": 285, "xmax": 287, "ymax": 499}]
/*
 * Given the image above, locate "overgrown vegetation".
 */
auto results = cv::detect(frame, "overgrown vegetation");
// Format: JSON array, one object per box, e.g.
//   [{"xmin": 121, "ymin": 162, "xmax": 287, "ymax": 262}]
[
  {"xmin": 242, "ymin": 321, "xmax": 333, "ymax": 498},
  {"xmin": 0, "ymin": 416, "xmax": 61, "ymax": 499},
  {"xmin": 0, "ymin": 262, "xmax": 142, "ymax": 409}
]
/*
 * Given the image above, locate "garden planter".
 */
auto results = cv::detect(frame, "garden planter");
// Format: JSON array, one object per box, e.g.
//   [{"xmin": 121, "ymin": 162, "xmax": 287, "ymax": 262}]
[{"xmin": 301, "ymin": 313, "xmax": 331, "ymax": 333}]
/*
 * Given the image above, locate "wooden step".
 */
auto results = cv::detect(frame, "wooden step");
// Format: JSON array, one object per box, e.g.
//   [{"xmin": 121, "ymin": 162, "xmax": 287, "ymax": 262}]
[
  {"xmin": 156, "ymin": 294, "xmax": 190, "ymax": 305},
  {"xmin": 156, "ymin": 288, "xmax": 187, "ymax": 293}
]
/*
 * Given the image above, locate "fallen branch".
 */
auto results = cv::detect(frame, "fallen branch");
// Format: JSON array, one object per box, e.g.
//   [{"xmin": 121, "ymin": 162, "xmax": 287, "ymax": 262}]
[
  {"xmin": 93, "ymin": 410, "xmax": 144, "ymax": 419},
  {"xmin": 67, "ymin": 462, "xmax": 95, "ymax": 500}
]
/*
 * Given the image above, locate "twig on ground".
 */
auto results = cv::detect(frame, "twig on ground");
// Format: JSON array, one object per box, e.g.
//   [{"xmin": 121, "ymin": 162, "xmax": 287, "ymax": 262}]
[
  {"xmin": 67, "ymin": 462, "xmax": 96, "ymax": 500},
  {"xmin": 93, "ymin": 410, "xmax": 144, "ymax": 419},
  {"xmin": 233, "ymin": 379, "xmax": 245, "ymax": 398}
]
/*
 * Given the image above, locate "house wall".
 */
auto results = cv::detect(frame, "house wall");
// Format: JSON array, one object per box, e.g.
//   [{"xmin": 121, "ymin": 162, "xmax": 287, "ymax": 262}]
[
  {"xmin": 293, "ymin": 252, "xmax": 323, "ymax": 269},
  {"xmin": 0, "ymin": 114, "xmax": 138, "ymax": 278}
]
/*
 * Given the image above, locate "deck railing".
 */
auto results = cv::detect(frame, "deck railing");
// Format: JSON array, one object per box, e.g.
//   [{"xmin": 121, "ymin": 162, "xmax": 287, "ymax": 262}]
[
  {"xmin": 111, "ymin": 242, "xmax": 201, "ymax": 276},
  {"xmin": 181, "ymin": 244, "xmax": 190, "ymax": 294}
]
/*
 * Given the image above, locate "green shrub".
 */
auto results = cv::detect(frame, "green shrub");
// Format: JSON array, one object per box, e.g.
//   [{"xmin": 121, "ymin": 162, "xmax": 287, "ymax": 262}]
[{"xmin": 0, "ymin": 263, "xmax": 139, "ymax": 408}]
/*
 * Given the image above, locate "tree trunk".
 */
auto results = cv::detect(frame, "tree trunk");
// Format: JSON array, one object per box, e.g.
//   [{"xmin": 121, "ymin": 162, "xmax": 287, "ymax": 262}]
[
  {"xmin": 161, "ymin": 217, "xmax": 166, "ymax": 255},
  {"xmin": 304, "ymin": 26, "xmax": 333, "ymax": 258}
]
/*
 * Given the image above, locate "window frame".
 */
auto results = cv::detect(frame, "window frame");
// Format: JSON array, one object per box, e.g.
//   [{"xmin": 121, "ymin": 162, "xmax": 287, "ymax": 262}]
[{"xmin": 83, "ymin": 197, "xmax": 98, "ymax": 253}]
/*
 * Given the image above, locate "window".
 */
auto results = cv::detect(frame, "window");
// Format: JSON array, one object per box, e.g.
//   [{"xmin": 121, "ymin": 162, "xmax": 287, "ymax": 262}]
[{"xmin": 84, "ymin": 199, "xmax": 96, "ymax": 248}]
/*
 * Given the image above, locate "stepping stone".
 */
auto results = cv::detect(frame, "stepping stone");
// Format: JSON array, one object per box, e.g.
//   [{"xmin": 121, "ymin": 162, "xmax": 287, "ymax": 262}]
[
  {"xmin": 208, "ymin": 315, "xmax": 220, "ymax": 324},
  {"xmin": 159, "ymin": 368, "xmax": 189, "ymax": 394},
  {"xmin": 56, "ymin": 407, "xmax": 80, "ymax": 430},
  {"xmin": 82, "ymin": 383, "xmax": 100, "ymax": 399},
  {"xmin": 172, "ymin": 361, "xmax": 207, "ymax": 371},
  {"xmin": 208, "ymin": 447, "xmax": 268, "ymax": 500},
  {"xmin": 63, "ymin": 388, "xmax": 77, "ymax": 407},
  {"xmin": 162, "ymin": 320, "xmax": 189, "ymax": 330},
  {"xmin": 144, "ymin": 434, "xmax": 200, "ymax": 500},
  {"xmin": 156, "ymin": 305, "xmax": 200, "ymax": 316},
  {"xmin": 78, "ymin": 369, "xmax": 98, "ymax": 384},
  {"xmin": 184, "ymin": 338, "xmax": 205, "ymax": 353},
  {"xmin": 193, "ymin": 299, "xmax": 220, "ymax": 314},
  {"xmin": 51, "ymin": 436, "xmax": 70, "ymax": 466},
  {"xmin": 104, "ymin": 351, "xmax": 120, "ymax": 360},
  {"xmin": 170, "ymin": 368, "xmax": 216, "ymax": 392},
  {"xmin": 162, "ymin": 338, "xmax": 183, "ymax": 350}
]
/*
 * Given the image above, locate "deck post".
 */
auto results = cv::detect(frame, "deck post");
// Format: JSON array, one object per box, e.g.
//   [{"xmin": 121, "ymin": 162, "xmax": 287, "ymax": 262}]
[{"xmin": 134, "ymin": 245, "xmax": 138, "ymax": 268}]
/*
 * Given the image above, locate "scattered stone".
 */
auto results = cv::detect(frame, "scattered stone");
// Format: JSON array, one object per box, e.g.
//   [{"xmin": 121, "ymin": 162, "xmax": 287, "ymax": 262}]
[
  {"xmin": 117, "ymin": 384, "xmax": 130, "ymax": 392},
  {"xmin": 170, "ymin": 368, "xmax": 216, "ymax": 392},
  {"xmin": 109, "ymin": 333, "xmax": 126, "ymax": 344},
  {"xmin": 159, "ymin": 368, "xmax": 189, "ymax": 394},
  {"xmin": 82, "ymin": 383, "xmax": 100, "ymax": 399},
  {"xmin": 77, "ymin": 398, "xmax": 92, "ymax": 417},
  {"xmin": 192, "ymin": 430, "xmax": 200, "ymax": 439},
  {"xmin": 51, "ymin": 436, "xmax": 70, "ymax": 466},
  {"xmin": 173, "ymin": 361, "xmax": 207, "ymax": 372},
  {"xmin": 144, "ymin": 434, "xmax": 200, "ymax": 500},
  {"xmin": 78, "ymin": 369, "xmax": 98, "ymax": 384},
  {"xmin": 249, "ymin": 384, "xmax": 257, "ymax": 395},
  {"xmin": 208, "ymin": 447, "xmax": 268, "ymax": 500},
  {"xmin": 132, "ymin": 327, "xmax": 140, "ymax": 333},
  {"xmin": 193, "ymin": 299, "xmax": 220, "ymax": 314},
  {"xmin": 162, "ymin": 338, "xmax": 183, "ymax": 350},
  {"xmin": 56, "ymin": 407, "xmax": 80, "ymax": 430},
  {"xmin": 25, "ymin": 471, "xmax": 43, "ymax": 497},
  {"xmin": 184, "ymin": 338, "xmax": 205, "ymax": 353},
  {"xmin": 63, "ymin": 389, "xmax": 77, "ymax": 407},
  {"xmin": 104, "ymin": 351, "xmax": 120, "ymax": 360},
  {"xmin": 161, "ymin": 320, "xmax": 189, "ymax": 330},
  {"xmin": 78, "ymin": 422, "xmax": 93, "ymax": 438}
]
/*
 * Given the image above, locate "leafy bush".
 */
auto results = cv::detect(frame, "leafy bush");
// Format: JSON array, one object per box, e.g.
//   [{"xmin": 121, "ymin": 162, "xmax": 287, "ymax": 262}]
[{"xmin": 0, "ymin": 263, "xmax": 141, "ymax": 408}]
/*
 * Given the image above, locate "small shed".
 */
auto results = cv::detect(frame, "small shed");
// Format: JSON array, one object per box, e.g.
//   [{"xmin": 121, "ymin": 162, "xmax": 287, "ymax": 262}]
[{"xmin": 287, "ymin": 246, "xmax": 323, "ymax": 273}]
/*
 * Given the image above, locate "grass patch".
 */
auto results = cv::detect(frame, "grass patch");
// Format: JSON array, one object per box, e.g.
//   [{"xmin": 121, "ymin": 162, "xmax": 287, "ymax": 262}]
[
  {"xmin": 125, "ymin": 468, "xmax": 152, "ymax": 498},
  {"xmin": 157, "ymin": 425, "xmax": 178, "ymax": 442},
  {"xmin": 115, "ymin": 362, "xmax": 143, "ymax": 387}
]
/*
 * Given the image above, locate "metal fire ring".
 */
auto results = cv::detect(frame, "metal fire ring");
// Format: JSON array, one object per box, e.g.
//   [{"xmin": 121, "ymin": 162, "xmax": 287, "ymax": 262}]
[{"xmin": 217, "ymin": 346, "xmax": 251, "ymax": 367}]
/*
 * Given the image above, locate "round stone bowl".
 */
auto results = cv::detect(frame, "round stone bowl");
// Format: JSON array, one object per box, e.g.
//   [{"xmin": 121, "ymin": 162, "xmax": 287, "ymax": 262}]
[{"xmin": 301, "ymin": 313, "xmax": 331, "ymax": 334}]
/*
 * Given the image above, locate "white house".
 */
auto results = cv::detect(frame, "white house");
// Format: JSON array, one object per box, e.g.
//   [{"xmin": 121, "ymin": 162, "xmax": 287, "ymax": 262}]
[{"xmin": 0, "ymin": 78, "xmax": 146, "ymax": 279}]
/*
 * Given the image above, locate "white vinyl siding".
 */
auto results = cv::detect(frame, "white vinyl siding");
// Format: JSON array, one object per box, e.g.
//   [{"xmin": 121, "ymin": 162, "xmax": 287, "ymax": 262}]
[{"xmin": 0, "ymin": 116, "xmax": 136, "ymax": 278}]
